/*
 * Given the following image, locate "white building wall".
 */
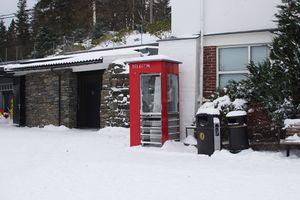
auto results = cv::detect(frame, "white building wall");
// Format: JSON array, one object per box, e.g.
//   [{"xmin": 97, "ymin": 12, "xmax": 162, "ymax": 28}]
[
  {"xmin": 166, "ymin": 0, "xmax": 280, "ymax": 139},
  {"xmin": 204, "ymin": 0, "xmax": 280, "ymax": 35},
  {"xmin": 171, "ymin": 0, "xmax": 280, "ymax": 37},
  {"xmin": 204, "ymin": 31, "xmax": 275, "ymax": 47},
  {"xmin": 171, "ymin": 0, "xmax": 201, "ymax": 37},
  {"xmin": 159, "ymin": 38, "xmax": 199, "ymax": 139}
]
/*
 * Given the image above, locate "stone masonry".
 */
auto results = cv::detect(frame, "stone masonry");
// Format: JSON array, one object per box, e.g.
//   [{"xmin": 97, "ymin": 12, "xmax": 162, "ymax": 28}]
[
  {"xmin": 25, "ymin": 69, "xmax": 77, "ymax": 128},
  {"xmin": 100, "ymin": 63, "xmax": 130, "ymax": 128},
  {"xmin": 25, "ymin": 64, "xmax": 129, "ymax": 129}
]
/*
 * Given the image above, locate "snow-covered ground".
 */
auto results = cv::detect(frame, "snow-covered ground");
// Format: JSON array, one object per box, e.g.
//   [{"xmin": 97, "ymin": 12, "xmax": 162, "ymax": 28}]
[
  {"xmin": 0, "ymin": 119, "xmax": 300, "ymax": 200},
  {"xmin": 91, "ymin": 31, "xmax": 163, "ymax": 50}
]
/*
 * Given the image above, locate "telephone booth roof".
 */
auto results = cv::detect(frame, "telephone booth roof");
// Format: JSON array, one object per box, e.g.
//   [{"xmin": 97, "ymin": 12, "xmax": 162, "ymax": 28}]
[{"xmin": 125, "ymin": 55, "xmax": 182, "ymax": 64}]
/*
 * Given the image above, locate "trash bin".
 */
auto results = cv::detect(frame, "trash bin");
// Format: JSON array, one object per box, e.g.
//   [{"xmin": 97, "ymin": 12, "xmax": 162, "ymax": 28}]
[
  {"xmin": 195, "ymin": 110, "xmax": 221, "ymax": 156},
  {"xmin": 226, "ymin": 111, "xmax": 249, "ymax": 152}
]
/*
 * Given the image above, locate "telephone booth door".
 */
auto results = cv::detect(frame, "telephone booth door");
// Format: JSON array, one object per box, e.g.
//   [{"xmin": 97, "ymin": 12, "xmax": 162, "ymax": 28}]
[
  {"xmin": 128, "ymin": 57, "xmax": 181, "ymax": 147},
  {"xmin": 140, "ymin": 74, "xmax": 162, "ymax": 145}
]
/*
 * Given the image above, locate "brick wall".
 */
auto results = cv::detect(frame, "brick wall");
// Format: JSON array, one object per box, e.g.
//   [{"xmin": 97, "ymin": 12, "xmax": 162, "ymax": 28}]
[{"xmin": 203, "ymin": 46, "xmax": 217, "ymax": 98}]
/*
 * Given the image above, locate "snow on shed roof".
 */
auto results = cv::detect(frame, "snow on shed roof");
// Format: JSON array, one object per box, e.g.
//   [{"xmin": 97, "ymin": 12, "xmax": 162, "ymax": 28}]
[{"xmin": 3, "ymin": 46, "xmax": 152, "ymax": 73}]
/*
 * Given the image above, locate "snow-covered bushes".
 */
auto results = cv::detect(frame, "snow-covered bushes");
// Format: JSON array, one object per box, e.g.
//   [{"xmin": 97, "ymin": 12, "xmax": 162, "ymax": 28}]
[
  {"xmin": 201, "ymin": 95, "xmax": 247, "ymax": 116},
  {"xmin": 200, "ymin": 94, "xmax": 248, "ymax": 139},
  {"xmin": 214, "ymin": 1, "xmax": 300, "ymax": 134}
]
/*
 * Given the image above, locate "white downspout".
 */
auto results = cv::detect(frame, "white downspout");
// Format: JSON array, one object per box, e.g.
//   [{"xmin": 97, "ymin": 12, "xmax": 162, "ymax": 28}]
[
  {"xmin": 199, "ymin": 0, "xmax": 205, "ymax": 106},
  {"xmin": 195, "ymin": 35, "xmax": 201, "ymax": 115}
]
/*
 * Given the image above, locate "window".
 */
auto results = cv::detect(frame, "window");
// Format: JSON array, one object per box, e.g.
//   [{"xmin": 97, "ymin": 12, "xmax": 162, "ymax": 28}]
[
  {"xmin": 251, "ymin": 46, "xmax": 270, "ymax": 65},
  {"xmin": 218, "ymin": 45, "xmax": 270, "ymax": 88}
]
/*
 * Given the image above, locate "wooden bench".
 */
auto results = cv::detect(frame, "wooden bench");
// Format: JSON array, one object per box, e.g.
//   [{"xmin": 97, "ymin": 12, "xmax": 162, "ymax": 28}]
[{"xmin": 280, "ymin": 121, "xmax": 300, "ymax": 157}]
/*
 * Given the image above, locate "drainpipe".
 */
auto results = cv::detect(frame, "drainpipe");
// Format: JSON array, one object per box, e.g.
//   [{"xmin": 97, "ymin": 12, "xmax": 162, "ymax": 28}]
[
  {"xmin": 199, "ymin": 0, "xmax": 205, "ymax": 106},
  {"xmin": 195, "ymin": 35, "xmax": 201, "ymax": 115},
  {"xmin": 51, "ymin": 68, "xmax": 61, "ymax": 126}
]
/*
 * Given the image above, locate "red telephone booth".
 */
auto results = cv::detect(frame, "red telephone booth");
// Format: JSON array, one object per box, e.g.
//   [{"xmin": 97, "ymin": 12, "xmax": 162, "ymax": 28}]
[{"xmin": 128, "ymin": 56, "xmax": 181, "ymax": 147}]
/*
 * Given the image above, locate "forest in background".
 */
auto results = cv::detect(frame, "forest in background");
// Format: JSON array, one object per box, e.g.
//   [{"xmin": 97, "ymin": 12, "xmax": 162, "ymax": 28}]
[{"xmin": 0, "ymin": 0, "xmax": 171, "ymax": 61}]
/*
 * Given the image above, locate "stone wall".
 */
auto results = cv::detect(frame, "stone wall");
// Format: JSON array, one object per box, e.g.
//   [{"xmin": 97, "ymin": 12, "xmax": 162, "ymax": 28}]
[
  {"xmin": 60, "ymin": 70, "xmax": 77, "ymax": 127},
  {"xmin": 25, "ymin": 69, "xmax": 77, "ymax": 128},
  {"xmin": 100, "ymin": 63, "xmax": 130, "ymax": 128},
  {"xmin": 25, "ymin": 64, "xmax": 130, "ymax": 129}
]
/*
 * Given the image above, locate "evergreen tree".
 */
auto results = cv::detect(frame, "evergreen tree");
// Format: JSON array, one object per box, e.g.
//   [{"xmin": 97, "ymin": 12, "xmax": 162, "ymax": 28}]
[
  {"xmin": 134, "ymin": 0, "xmax": 147, "ymax": 27},
  {"xmin": 15, "ymin": 0, "xmax": 32, "ymax": 59},
  {"xmin": 270, "ymin": 0, "xmax": 300, "ymax": 116},
  {"xmin": 72, "ymin": 0, "xmax": 94, "ymax": 40},
  {"xmin": 30, "ymin": 0, "xmax": 171, "ymax": 56},
  {"xmin": 6, "ymin": 20, "xmax": 17, "ymax": 61},
  {"xmin": 92, "ymin": 21, "xmax": 108, "ymax": 41},
  {"xmin": 226, "ymin": 0, "xmax": 300, "ymax": 127},
  {"xmin": 96, "ymin": 0, "xmax": 132, "ymax": 31},
  {"xmin": 53, "ymin": 0, "xmax": 74, "ymax": 37},
  {"xmin": 32, "ymin": 0, "xmax": 93, "ymax": 47},
  {"xmin": 0, "ymin": 20, "xmax": 7, "ymax": 62},
  {"xmin": 153, "ymin": 0, "xmax": 171, "ymax": 21},
  {"xmin": 34, "ymin": 26, "xmax": 56, "ymax": 58}
]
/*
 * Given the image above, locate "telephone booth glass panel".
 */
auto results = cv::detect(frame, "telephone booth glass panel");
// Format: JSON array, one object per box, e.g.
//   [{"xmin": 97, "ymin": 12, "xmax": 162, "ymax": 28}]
[
  {"xmin": 140, "ymin": 74, "xmax": 162, "ymax": 145},
  {"xmin": 167, "ymin": 74, "xmax": 180, "ymax": 140},
  {"xmin": 140, "ymin": 74, "xmax": 161, "ymax": 113},
  {"xmin": 168, "ymin": 74, "xmax": 179, "ymax": 113}
]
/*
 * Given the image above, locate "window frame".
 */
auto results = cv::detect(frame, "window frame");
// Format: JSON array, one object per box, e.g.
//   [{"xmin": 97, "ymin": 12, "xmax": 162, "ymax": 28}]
[{"xmin": 216, "ymin": 44, "xmax": 270, "ymax": 88}]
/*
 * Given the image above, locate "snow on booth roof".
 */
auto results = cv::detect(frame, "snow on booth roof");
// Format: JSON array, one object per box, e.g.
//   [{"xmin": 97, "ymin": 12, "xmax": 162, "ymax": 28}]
[{"xmin": 123, "ymin": 55, "xmax": 182, "ymax": 64}]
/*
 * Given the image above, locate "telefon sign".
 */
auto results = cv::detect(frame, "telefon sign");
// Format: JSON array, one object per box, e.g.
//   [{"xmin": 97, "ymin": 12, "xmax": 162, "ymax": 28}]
[{"xmin": 131, "ymin": 63, "xmax": 151, "ymax": 69}]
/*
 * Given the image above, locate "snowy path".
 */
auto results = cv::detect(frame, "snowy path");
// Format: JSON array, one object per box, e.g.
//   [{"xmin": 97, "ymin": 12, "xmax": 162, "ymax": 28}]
[{"xmin": 0, "ymin": 123, "xmax": 299, "ymax": 200}]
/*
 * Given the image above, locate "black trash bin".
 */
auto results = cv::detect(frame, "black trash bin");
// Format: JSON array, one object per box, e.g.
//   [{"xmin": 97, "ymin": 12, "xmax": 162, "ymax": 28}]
[
  {"xmin": 226, "ymin": 111, "xmax": 249, "ymax": 152},
  {"xmin": 195, "ymin": 110, "xmax": 221, "ymax": 156}
]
